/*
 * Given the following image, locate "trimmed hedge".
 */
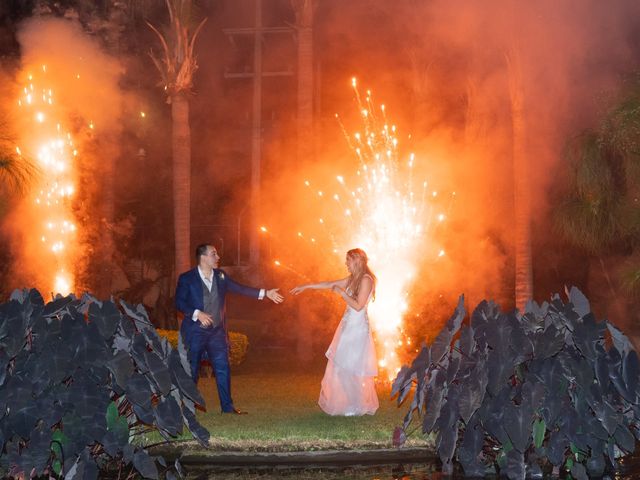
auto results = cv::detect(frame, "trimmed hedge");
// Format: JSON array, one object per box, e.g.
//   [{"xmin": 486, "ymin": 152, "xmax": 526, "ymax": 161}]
[{"xmin": 156, "ymin": 329, "xmax": 249, "ymax": 366}]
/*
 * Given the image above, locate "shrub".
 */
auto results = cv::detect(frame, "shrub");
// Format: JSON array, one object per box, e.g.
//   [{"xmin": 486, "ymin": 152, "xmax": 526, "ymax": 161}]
[
  {"xmin": 392, "ymin": 287, "xmax": 640, "ymax": 480},
  {"xmin": 0, "ymin": 289, "xmax": 210, "ymax": 479},
  {"xmin": 228, "ymin": 331, "xmax": 249, "ymax": 366},
  {"xmin": 156, "ymin": 329, "xmax": 249, "ymax": 366}
]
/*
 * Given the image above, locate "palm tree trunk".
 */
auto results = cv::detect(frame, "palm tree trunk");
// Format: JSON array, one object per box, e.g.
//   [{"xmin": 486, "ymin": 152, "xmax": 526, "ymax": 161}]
[
  {"xmin": 172, "ymin": 93, "xmax": 191, "ymax": 292},
  {"xmin": 296, "ymin": 0, "xmax": 314, "ymax": 166},
  {"xmin": 293, "ymin": 0, "xmax": 314, "ymax": 363},
  {"xmin": 249, "ymin": 0, "xmax": 263, "ymax": 266},
  {"xmin": 507, "ymin": 48, "xmax": 533, "ymax": 311}
]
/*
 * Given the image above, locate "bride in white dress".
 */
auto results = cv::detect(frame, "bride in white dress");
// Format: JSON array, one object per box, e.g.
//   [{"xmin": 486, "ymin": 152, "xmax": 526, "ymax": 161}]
[{"xmin": 291, "ymin": 248, "xmax": 379, "ymax": 416}]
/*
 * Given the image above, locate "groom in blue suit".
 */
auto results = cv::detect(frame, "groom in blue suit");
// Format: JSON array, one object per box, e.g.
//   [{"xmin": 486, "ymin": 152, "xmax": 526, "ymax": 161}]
[{"xmin": 176, "ymin": 243, "xmax": 283, "ymax": 414}]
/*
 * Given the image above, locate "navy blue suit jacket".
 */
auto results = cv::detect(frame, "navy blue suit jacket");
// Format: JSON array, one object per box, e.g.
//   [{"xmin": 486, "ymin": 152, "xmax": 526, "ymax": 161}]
[{"xmin": 176, "ymin": 267, "xmax": 260, "ymax": 342}]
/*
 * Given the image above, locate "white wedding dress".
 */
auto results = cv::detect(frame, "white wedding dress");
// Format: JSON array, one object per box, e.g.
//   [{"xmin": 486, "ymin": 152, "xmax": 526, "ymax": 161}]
[{"xmin": 318, "ymin": 282, "xmax": 379, "ymax": 416}]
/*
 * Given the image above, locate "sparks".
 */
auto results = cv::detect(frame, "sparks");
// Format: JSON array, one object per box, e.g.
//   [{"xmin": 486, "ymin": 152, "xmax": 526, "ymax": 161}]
[
  {"xmin": 302, "ymin": 80, "xmax": 452, "ymax": 380},
  {"xmin": 18, "ymin": 67, "xmax": 79, "ymax": 295}
]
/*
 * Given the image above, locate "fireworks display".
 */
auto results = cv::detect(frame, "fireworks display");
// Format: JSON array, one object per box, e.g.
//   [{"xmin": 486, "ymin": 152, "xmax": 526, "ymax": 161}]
[
  {"xmin": 272, "ymin": 79, "xmax": 453, "ymax": 380},
  {"xmin": 16, "ymin": 64, "xmax": 80, "ymax": 296}
]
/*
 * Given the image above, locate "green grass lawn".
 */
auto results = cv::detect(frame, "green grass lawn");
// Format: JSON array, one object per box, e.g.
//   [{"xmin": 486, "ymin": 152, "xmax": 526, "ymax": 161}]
[{"xmin": 146, "ymin": 351, "xmax": 432, "ymax": 452}]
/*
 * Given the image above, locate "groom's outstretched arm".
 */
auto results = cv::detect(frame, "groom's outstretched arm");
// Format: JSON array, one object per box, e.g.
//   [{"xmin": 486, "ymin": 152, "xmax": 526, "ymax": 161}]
[
  {"xmin": 225, "ymin": 275, "xmax": 283, "ymax": 303},
  {"xmin": 225, "ymin": 275, "xmax": 261, "ymax": 298}
]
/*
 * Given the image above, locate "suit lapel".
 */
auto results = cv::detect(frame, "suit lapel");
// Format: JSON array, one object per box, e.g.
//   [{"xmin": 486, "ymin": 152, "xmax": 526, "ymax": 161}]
[
  {"xmin": 191, "ymin": 268, "xmax": 205, "ymax": 309},
  {"xmin": 213, "ymin": 269, "xmax": 222, "ymax": 295}
]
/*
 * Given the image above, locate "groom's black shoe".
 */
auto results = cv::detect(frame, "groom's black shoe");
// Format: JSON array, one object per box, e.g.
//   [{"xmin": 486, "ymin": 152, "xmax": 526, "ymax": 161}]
[{"xmin": 222, "ymin": 407, "xmax": 248, "ymax": 415}]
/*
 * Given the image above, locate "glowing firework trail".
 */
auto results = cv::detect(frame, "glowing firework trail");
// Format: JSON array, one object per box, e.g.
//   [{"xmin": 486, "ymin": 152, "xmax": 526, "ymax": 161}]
[
  {"xmin": 17, "ymin": 65, "xmax": 79, "ymax": 295},
  {"xmin": 304, "ymin": 79, "xmax": 452, "ymax": 380}
]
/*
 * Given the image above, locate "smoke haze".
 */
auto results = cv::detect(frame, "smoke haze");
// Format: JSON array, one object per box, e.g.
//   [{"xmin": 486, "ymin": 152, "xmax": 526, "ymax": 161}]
[{"xmin": 4, "ymin": 17, "xmax": 123, "ymax": 296}]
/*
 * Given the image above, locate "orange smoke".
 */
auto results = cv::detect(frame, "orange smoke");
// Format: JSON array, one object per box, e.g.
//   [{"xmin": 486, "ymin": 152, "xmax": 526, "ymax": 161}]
[{"xmin": 5, "ymin": 18, "xmax": 123, "ymax": 297}]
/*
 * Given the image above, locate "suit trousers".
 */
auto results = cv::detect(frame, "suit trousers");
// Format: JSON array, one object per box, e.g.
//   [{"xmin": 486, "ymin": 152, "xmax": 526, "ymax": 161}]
[{"xmin": 189, "ymin": 324, "xmax": 234, "ymax": 412}]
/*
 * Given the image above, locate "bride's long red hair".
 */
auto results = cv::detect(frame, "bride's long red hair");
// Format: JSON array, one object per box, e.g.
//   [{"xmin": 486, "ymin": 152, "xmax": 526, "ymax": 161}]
[{"xmin": 346, "ymin": 248, "xmax": 376, "ymax": 300}]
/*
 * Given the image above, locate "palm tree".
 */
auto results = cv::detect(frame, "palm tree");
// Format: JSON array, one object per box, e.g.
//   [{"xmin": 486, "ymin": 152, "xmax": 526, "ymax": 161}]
[
  {"xmin": 147, "ymin": 0, "xmax": 206, "ymax": 287},
  {"xmin": 553, "ymin": 86, "xmax": 640, "ymax": 336},
  {"xmin": 291, "ymin": 0, "xmax": 314, "ymax": 165},
  {"xmin": 554, "ymin": 132, "xmax": 621, "ymax": 293},
  {"xmin": 505, "ymin": 45, "xmax": 533, "ymax": 312},
  {"xmin": 603, "ymin": 82, "xmax": 640, "ymax": 296},
  {"xmin": 291, "ymin": 0, "xmax": 315, "ymax": 363},
  {"xmin": 555, "ymin": 80, "xmax": 640, "ymax": 300}
]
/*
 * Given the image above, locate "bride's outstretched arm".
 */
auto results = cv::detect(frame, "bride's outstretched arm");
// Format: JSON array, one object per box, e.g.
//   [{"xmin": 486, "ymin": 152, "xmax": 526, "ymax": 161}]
[{"xmin": 290, "ymin": 277, "xmax": 348, "ymax": 295}]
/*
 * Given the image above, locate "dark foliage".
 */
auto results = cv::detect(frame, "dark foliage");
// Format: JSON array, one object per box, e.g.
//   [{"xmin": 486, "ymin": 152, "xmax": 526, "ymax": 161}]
[
  {"xmin": 392, "ymin": 287, "xmax": 640, "ymax": 480},
  {"xmin": 0, "ymin": 289, "xmax": 209, "ymax": 479}
]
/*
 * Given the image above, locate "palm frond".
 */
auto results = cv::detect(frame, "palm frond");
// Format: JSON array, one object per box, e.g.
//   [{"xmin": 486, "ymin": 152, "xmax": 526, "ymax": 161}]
[
  {"xmin": 146, "ymin": 0, "xmax": 206, "ymax": 96},
  {"xmin": 0, "ymin": 151, "xmax": 39, "ymax": 194},
  {"xmin": 553, "ymin": 196, "xmax": 620, "ymax": 254},
  {"xmin": 0, "ymin": 116, "xmax": 38, "ymax": 194},
  {"xmin": 620, "ymin": 255, "xmax": 640, "ymax": 298},
  {"xmin": 561, "ymin": 131, "xmax": 619, "ymax": 216},
  {"xmin": 601, "ymin": 82, "xmax": 640, "ymax": 158}
]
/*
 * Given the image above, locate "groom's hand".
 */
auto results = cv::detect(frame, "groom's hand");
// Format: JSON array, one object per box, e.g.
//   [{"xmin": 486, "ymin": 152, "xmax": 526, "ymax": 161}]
[
  {"xmin": 266, "ymin": 288, "xmax": 284, "ymax": 304},
  {"xmin": 197, "ymin": 311, "xmax": 214, "ymax": 328}
]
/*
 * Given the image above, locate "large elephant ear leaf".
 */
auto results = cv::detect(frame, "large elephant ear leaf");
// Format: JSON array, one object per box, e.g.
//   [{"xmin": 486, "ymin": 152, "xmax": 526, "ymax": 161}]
[
  {"xmin": 144, "ymin": 350, "xmax": 172, "ymax": 395},
  {"xmin": 120, "ymin": 300, "xmax": 153, "ymax": 331},
  {"xmin": 458, "ymin": 372, "xmax": 486, "ymax": 424},
  {"xmin": 153, "ymin": 395, "xmax": 183, "ymax": 437},
  {"xmin": 570, "ymin": 462, "xmax": 588, "ymax": 480},
  {"xmin": 457, "ymin": 417, "xmax": 486, "ymax": 477},
  {"xmin": 613, "ymin": 423, "xmax": 636, "ymax": 454},
  {"xmin": 423, "ymin": 384, "xmax": 445, "ymax": 433},
  {"xmin": 622, "ymin": 349, "xmax": 640, "ymax": 398},
  {"xmin": 88, "ymin": 301, "xmax": 121, "ymax": 339},
  {"xmin": 486, "ymin": 348, "xmax": 514, "ymax": 396},
  {"xmin": 450, "ymin": 295, "xmax": 466, "ymax": 332},
  {"xmin": 607, "ymin": 323, "xmax": 633, "ymax": 356},
  {"xmin": 567, "ymin": 286, "xmax": 590, "ymax": 318},
  {"xmin": 504, "ymin": 449, "xmax": 525, "ymax": 480},
  {"xmin": 132, "ymin": 449, "xmax": 159, "ymax": 480},
  {"xmin": 533, "ymin": 324, "xmax": 564, "ymax": 359},
  {"xmin": 437, "ymin": 427, "xmax": 458, "ymax": 475},
  {"xmin": 106, "ymin": 350, "xmax": 134, "ymax": 390},
  {"xmin": 391, "ymin": 365, "xmax": 412, "ymax": 400},
  {"xmin": 9, "ymin": 288, "xmax": 29, "ymax": 303},
  {"xmin": 430, "ymin": 329, "xmax": 452, "ymax": 366},
  {"xmin": 586, "ymin": 453, "xmax": 606, "ymax": 478},
  {"xmin": 177, "ymin": 333, "xmax": 192, "ymax": 376},
  {"xmin": 16, "ymin": 426, "xmax": 51, "ymax": 476},
  {"xmin": 182, "ymin": 402, "xmax": 210, "ymax": 447},
  {"xmin": 392, "ymin": 345, "xmax": 428, "ymax": 400},
  {"xmin": 572, "ymin": 314, "xmax": 605, "ymax": 361},
  {"xmin": 168, "ymin": 350, "xmax": 204, "ymax": 407},
  {"xmin": 503, "ymin": 404, "xmax": 533, "ymax": 453},
  {"xmin": 431, "ymin": 295, "xmax": 465, "ymax": 364},
  {"xmin": 42, "ymin": 294, "xmax": 74, "ymax": 318},
  {"xmin": 522, "ymin": 381, "xmax": 545, "ymax": 412},
  {"xmin": 458, "ymin": 324, "xmax": 475, "ymax": 357}
]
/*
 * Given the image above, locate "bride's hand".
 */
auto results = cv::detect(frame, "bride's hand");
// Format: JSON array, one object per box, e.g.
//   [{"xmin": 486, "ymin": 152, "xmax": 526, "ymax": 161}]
[
  {"xmin": 290, "ymin": 285, "xmax": 306, "ymax": 295},
  {"xmin": 332, "ymin": 285, "xmax": 345, "ymax": 296}
]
